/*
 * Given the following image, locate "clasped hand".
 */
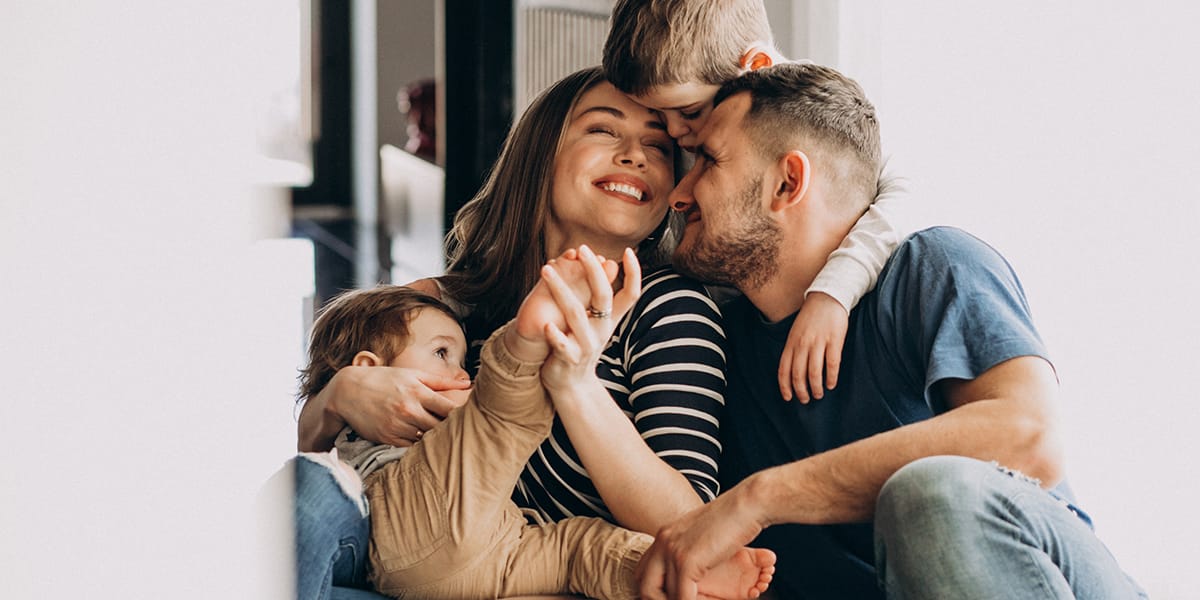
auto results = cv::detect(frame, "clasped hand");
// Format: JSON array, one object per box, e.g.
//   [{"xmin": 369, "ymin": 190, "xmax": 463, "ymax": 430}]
[{"xmin": 509, "ymin": 245, "xmax": 642, "ymax": 394}]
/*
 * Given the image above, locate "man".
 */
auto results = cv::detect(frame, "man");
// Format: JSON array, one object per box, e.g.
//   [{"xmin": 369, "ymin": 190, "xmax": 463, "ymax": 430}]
[{"xmin": 638, "ymin": 63, "xmax": 1145, "ymax": 599}]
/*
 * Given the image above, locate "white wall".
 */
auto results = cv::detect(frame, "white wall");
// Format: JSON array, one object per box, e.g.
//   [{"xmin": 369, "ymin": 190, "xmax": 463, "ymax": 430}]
[
  {"xmin": 1, "ymin": 2, "xmax": 304, "ymax": 597},
  {"xmin": 819, "ymin": 2, "xmax": 1199, "ymax": 597}
]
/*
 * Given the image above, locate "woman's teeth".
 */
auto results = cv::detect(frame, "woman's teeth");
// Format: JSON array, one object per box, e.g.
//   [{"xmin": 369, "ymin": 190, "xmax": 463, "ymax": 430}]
[{"xmin": 601, "ymin": 182, "xmax": 643, "ymax": 201}]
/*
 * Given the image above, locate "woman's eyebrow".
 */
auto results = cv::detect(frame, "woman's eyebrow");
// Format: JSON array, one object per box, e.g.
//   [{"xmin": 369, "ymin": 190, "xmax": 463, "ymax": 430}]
[
  {"xmin": 577, "ymin": 105, "xmax": 667, "ymax": 132},
  {"xmin": 577, "ymin": 105, "xmax": 624, "ymax": 120}
]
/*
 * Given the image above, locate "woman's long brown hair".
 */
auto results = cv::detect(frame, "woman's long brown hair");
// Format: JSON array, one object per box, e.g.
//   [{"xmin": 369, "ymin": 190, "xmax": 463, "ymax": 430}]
[{"xmin": 439, "ymin": 66, "xmax": 681, "ymax": 333}]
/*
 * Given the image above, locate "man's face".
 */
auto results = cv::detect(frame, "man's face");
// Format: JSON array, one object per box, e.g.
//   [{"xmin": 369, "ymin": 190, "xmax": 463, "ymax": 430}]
[
  {"xmin": 634, "ymin": 81, "xmax": 721, "ymax": 152},
  {"xmin": 670, "ymin": 93, "xmax": 782, "ymax": 289}
]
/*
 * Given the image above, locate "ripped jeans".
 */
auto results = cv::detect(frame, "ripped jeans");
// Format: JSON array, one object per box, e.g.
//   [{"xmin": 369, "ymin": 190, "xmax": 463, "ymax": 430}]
[
  {"xmin": 874, "ymin": 456, "xmax": 1148, "ymax": 599},
  {"xmin": 293, "ymin": 455, "xmax": 390, "ymax": 600}
]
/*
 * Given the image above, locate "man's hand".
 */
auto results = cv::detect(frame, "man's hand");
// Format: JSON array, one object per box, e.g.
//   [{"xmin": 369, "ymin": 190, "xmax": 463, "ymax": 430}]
[
  {"xmin": 777, "ymin": 292, "xmax": 848, "ymax": 402},
  {"xmin": 326, "ymin": 366, "xmax": 470, "ymax": 447},
  {"xmin": 638, "ymin": 485, "xmax": 767, "ymax": 600}
]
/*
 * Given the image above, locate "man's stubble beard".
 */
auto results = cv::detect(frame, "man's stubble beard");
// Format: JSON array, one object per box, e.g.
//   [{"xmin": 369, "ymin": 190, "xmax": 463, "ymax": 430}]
[{"xmin": 672, "ymin": 175, "xmax": 782, "ymax": 290}]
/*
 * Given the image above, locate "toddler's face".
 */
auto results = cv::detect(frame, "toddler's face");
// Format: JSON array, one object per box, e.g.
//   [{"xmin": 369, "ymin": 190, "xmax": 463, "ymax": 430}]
[
  {"xmin": 633, "ymin": 81, "xmax": 721, "ymax": 152},
  {"xmin": 389, "ymin": 308, "xmax": 471, "ymax": 386}
]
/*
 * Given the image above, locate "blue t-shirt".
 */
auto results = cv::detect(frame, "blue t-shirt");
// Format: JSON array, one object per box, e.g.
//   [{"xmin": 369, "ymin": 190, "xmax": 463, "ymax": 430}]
[{"xmin": 719, "ymin": 227, "xmax": 1056, "ymax": 599}]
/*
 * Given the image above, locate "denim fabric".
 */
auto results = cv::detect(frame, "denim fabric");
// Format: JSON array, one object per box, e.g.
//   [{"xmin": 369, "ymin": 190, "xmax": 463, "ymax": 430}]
[
  {"xmin": 875, "ymin": 456, "xmax": 1148, "ymax": 599},
  {"xmin": 293, "ymin": 456, "xmax": 389, "ymax": 600}
]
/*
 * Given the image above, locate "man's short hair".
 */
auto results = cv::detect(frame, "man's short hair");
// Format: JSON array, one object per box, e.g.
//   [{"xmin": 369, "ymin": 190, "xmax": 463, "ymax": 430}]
[
  {"xmin": 715, "ymin": 62, "xmax": 881, "ymax": 213},
  {"xmin": 297, "ymin": 286, "xmax": 460, "ymax": 403},
  {"xmin": 603, "ymin": 0, "xmax": 773, "ymax": 95}
]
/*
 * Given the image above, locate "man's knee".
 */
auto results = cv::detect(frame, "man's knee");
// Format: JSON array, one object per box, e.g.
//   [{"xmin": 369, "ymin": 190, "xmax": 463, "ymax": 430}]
[{"xmin": 876, "ymin": 455, "xmax": 982, "ymax": 527}]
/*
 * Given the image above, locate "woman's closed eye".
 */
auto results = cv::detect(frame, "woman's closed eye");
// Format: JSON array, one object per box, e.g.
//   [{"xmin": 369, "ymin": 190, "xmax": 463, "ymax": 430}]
[
  {"xmin": 680, "ymin": 108, "xmax": 703, "ymax": 121},
  {"xmin": 644, "ymin": 138, "xmax": 673, "ymax": 155}
]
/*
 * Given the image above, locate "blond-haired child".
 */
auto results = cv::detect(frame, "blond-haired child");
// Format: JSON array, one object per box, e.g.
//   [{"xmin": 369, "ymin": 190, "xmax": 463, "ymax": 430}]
[{"xmin": 604, "ymin": 0, "xmax": 911, "ymax": 403}]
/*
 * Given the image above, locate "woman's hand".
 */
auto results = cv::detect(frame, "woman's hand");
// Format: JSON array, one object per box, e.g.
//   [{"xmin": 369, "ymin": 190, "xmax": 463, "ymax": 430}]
[
  {"xmin": 539, "ymin": 246, "xmax": 642, "ymax": 395},
  {"xmin": 297, "ymin": 366, "xmax": 471, "ymax": 451},
  {"xmin": 777, "ymin": 292, "xmax": 848, "ymax": 402}
]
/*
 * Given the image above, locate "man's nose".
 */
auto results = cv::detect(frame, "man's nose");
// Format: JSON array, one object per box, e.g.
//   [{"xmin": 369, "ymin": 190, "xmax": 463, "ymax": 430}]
[{"xmin": 669, "ymin": 171, "xmax": 696, "ymax": 212}]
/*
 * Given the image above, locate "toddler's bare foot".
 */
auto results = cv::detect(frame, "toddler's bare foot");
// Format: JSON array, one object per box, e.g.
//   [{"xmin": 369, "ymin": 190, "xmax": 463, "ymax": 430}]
[{"xmin": 695, "ymin": 547, "xmax": 775, "ymax": 600}]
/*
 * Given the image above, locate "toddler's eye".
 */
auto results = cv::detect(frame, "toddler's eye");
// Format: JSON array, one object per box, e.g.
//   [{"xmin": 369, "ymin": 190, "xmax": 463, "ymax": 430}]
[{"xmin": 435, "ymin": 348, "xmax": 448, "ymax": 360}]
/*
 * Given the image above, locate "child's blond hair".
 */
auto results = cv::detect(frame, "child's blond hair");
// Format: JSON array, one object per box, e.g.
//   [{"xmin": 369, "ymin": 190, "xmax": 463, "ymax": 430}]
[{"xmin": 603, "ymin": 0, "xmax": 773, "ymax": 95}]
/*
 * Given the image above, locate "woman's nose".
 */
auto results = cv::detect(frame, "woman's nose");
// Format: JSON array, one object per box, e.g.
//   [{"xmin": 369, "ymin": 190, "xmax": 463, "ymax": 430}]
[{"xmin": 616, "ymin": 140, "xmax": 646, "ymax": 169}]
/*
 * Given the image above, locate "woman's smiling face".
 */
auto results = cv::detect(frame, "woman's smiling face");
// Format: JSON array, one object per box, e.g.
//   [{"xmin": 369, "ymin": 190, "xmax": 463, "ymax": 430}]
[{"xmin": 547, "ymin": 81, "xmax": 676, "ymax": 256}]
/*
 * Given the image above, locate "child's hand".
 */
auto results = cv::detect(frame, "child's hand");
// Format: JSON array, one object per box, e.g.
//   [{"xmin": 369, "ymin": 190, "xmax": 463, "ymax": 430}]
[
  {"xmin": 540, "ymin": 246, "xmax": 641, "ymax": 394},
  {"xmin": 778, "ymin": 292, "xmax": 848, "ymax": 403}
]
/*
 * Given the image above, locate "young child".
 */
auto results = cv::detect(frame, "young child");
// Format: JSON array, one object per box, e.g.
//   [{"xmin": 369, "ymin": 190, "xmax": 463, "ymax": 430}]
[
  {"xmin": 296, "ymin": 249, "xmax": 775, "ymax": 600},
  {"xmin": 603, "ymin": 0, "xmax": 911, "ymax": 403}
]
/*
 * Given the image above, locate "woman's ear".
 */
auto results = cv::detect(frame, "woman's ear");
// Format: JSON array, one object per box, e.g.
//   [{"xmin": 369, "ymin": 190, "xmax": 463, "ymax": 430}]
[
  {"xmin": 770, "ymin": 150, "xmax": 810, "ymax": 212},
  {"xmin": 352, "ymin": 351, "xmax": 383, "ymax": 367}
]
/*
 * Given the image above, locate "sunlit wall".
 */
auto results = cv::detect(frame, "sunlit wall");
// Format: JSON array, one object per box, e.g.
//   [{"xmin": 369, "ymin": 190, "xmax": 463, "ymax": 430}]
[{"xmin": 864, "ymin": 3, "xmax": 1199, "ymax": 597}]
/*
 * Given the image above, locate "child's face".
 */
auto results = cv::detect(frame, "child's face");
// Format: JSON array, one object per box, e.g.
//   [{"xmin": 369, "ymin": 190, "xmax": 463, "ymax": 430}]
[
  {"xmin": 633, "ymin": 82, "xmax": 722, "ymax": 152},
  {"xmin": 390, "ymin": 308, "xmax": 471, "ymax": 385}
]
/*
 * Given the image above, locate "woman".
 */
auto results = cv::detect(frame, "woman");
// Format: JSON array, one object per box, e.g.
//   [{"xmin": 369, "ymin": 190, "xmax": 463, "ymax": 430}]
[{"xmin": 294, "ymin": 67, "xmax": 727, "ymax": 599}]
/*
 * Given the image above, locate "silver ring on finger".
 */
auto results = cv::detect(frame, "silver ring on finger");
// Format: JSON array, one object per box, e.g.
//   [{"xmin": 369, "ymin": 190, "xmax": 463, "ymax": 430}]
[{"xmin": 587, "ymin": 306, "xmax": 611, "ymax": 319}]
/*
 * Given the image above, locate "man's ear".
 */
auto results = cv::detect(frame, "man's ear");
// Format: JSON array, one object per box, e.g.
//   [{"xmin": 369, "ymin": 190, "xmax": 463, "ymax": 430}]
[
  {"xmin": 739, "ymin": 44, "xmax": 778, "ymax": 72},
  {"xmin": 770, "ymin": 150, "xmax": 810, "ymax": 212},
  {"xmin": 352, "ymin": 350, "xmax": 383, "ymax": 367}
]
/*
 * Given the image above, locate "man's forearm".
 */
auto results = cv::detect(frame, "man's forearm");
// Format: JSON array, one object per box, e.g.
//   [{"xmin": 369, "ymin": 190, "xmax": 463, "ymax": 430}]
[{"xmin": 744, "ymin": 382, "xmax": 1062, "ymax": 525}]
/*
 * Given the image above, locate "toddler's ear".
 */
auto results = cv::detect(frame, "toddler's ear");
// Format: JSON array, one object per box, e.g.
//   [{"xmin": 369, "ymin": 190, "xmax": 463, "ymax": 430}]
[{"xmin": 352, "ymin": 351, "xmax": 383, "ymax": 367}]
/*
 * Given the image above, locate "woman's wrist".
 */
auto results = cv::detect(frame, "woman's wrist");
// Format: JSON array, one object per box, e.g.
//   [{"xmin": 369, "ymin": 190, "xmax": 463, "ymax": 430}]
[
  {"xmin": 320, "ymin": 369, "xmax": 346, "ymax": 422},
  {"xmin": 544, "ymin": 375, "xmax": 605, "ymax": 410}
]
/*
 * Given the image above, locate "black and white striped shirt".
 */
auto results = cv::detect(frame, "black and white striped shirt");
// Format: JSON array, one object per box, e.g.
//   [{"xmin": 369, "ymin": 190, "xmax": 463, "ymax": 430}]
[{"xmin": 509, "ymin": 266, "xmax": 727, "ymax": 523}]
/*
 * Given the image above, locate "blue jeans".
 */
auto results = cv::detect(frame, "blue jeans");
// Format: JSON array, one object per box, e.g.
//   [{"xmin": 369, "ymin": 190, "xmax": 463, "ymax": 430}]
[
  {"xmin": 292, "ymin": 456, "xmax": 390, "ymax": 600},
  {"xmin": 874, "ymin": 456, "xmax": 1147, "ymax": 599}
]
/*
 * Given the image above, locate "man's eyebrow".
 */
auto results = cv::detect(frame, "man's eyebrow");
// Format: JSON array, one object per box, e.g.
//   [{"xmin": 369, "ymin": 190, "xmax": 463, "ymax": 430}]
[{"xmin": 577, "ymin": 105, "xmax": 668, "ymax": 132}]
